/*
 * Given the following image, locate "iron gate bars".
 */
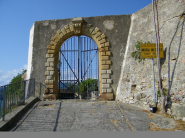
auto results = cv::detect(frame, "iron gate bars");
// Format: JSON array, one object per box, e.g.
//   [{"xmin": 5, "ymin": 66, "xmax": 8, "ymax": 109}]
[{"xmin": 59, "ymin": 36, "xmax": 99, "ymax": 99}]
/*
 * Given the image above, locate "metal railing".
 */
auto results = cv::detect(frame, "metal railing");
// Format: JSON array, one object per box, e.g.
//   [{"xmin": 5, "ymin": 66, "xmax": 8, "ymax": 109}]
[
  {"xmin": 0, "ymin": 78, "xmax": 35, "ymax": 121},
  {"xmin": 35, "ymin": 80, "xmax": 46, "ymax": 100}
]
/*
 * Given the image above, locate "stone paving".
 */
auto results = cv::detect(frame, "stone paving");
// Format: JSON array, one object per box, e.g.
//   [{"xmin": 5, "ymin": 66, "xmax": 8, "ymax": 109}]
[{"xmin": 6, "ymin": 99, "xmax": 177, "ymax": 132}]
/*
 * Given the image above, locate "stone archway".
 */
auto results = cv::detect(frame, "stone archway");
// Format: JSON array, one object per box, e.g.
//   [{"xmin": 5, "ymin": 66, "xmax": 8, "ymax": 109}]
[{"xmin": 44, "ymin": 17, "xmax": 113, "ymax": 100}]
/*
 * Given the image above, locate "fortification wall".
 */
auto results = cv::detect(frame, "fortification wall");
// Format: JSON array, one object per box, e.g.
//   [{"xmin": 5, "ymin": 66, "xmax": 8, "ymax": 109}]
[
  {"xmin": 27, "ymin": 15, "xmax": 131, "ymax": 98},
  {"xmin": 116, "ymin": 0, "xmax": 185, "ymax": 120}
]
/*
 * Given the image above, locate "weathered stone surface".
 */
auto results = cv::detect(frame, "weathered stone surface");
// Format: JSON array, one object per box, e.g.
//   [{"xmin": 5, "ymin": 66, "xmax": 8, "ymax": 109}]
[
  {"xmin": 45, "ymin": 62, "xmax": 49, "ymax": 67},
  {"xmin": 102, "ymin": 79, "xmax": 106, "ymax": 83},
  {"xmin": 46, "ymin": 76, "xmax": 52, "ymax": 80},
  {"xmin": 47, "ymin": 67, "xmax": 54, "ymax": 71},
  {"xmin": 107, "ymin": 88, "xmax": 112, "ymax": 93},
  {"xmin": 48, "ymin": 50, "xmax": 55, "ymax": 54},
  {"xmin": 101, "ymin": 56, "xmax": 109, "ymax": 61},
  {"xmin": 50, "ymin": 71, "xmax": 54, "ymax": 75},
  {"xmin": 45, "ymin": 71, "xmax": 50, "ymax": 76},
  {"xmin": 101, "ymin": 70, "xmax": 107, "ymax": 74},
  {"xmin": 47, "ymin": 58, "xmax": 54, "ymax": 62},
  {"xmin": 102, "ymin": 74, "xmax": 110, "ymax": 79},
  {"xmin": 107, "ymin": 79, "xmax": 112, "ymax": 84},
  {"xmin": 107, "ymin": 70, "xmax": 111, "ymax": 74},
  {"xmin": 102, "ymin": 84, "xmax": 110, "ymax": 88},
  {"xmin": 102, "ymin": 65, "xmax": 109, "ymax": 70},
  {"xmin": 116, "ymin": 0, "xmax": 185, "ymax": 121},
  {"xmin": 172, "ymin": 104, "xmax": 185, "ymax": 120}
]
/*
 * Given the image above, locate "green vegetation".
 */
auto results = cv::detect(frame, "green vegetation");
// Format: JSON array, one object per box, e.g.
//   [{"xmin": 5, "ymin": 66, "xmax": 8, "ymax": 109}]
[
  {"xmin": 73, "ymin": 78, "xmax": 98, "ymax": 95},
  {"xmin": 10, "ymin": 69, "xmax": 27, "ymax": 84},
  {"xmin": 131, "ymin": 40, "xmax": 151, "ymax": 63},
  {"xmin": 2, "ymin": 69, "xmax": 27, "ymax": 115},
  {"xmin": 157, "ymin": 88, "xmax": 167, "ymax": 97}
]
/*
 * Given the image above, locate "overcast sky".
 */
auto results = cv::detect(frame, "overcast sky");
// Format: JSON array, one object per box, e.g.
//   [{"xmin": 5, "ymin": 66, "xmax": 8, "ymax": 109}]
[{"xmin": 0, "ymin": 0, "xmax": 152, "ymax": 86}]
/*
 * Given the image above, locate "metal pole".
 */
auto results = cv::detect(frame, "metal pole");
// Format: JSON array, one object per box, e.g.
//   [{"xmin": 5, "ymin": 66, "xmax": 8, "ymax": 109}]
[
  {"xmin": 2, "ymin": 86, "xmax": 5, "ymax": 121},
  {"xmin": 152, "ymin": 58, "xmax": 156, "ymax": 107},
  {"xmin": 78, "ymin": 36, "xmax": 80, "ymax": 97},
  {"xmin": 23, "ymin": 81, "xmax": 26, "ymax": 105}
]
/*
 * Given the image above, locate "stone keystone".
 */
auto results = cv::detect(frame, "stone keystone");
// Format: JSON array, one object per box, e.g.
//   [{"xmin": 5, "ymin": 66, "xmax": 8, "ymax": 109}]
[{"xmin": 72, "ymin": 17, "xmax": 83, "ymax": 35}]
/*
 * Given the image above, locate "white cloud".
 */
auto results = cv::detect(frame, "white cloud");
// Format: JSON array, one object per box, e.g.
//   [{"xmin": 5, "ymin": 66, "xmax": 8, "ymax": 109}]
[{"xmin": 0, "ymin": 65, "xmax": 27, "ymax": 86}]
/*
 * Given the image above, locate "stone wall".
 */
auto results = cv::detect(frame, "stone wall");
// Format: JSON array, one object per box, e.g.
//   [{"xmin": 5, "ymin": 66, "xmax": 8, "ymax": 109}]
[
  {"xmin": 27, "ymin": 15, "xmax": 131, "ymax": 99},
  {"xmin": 116, "ymin": 0, "xmax": 185, "ymax": 120}
]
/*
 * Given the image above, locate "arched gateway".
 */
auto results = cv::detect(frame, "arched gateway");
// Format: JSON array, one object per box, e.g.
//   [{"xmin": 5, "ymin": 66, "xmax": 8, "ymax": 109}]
[{"xmin": 44, "ymin": 18, "xmax": 113, "ymax": 100}]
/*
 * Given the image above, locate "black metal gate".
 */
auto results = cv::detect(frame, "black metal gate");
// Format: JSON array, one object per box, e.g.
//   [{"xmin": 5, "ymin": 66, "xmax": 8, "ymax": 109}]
[{"xmin": 58, "ymin": 36, "xmax": 99, "ymax": 100}]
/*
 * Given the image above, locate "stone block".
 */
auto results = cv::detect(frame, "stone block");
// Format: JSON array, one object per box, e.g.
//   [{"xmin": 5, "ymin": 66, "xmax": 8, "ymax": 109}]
[
  {"xmin": 45, "ymin": 62, "xmax": 50, "ymax": 67},
  {"xmin": 107, "ymin": 79, "xmax": 112, "ymax": 83},
  {"xmin": 57, "ymin": 30, "xmax": 61, "ymax": 35},
  {"xmin": 101, "ymin": 56, "xmax": 109, "ymax": 61},
  {"xmin": 104, "ymin": 47, "xmax": 109, "ymax": 51},
  {"xmin": 46, "ymin": 54, "xmax": 54, "ymax": 58},
  {"xmin": 102, "ymin": 61, "xmax": 106, "ymax": 64},
  {"xmin": 45, "ymin": 80, "xmax": 49, "ymax": 84},
  {"xmin": 70, "ymin": 25, "xmax": 74, "ymax": 32},
  {"xmin": 107, "ymin": 88, "xmax": 112, "ymax": 93},
  {"xmin": 89, "ymin": 27, "xmax": 95, "ymax": 33},
  {"xmin": 101, "ymin": 33, "xmax": 106, "ymax": 39},
  {"xmin": 101, "ymin": 70, "xmax": 107, "ymax": 74},
  {"xmin": 47, "ymin": 67, "xmax": 54, "ymax": 71},
  {"xmin": 105, "ymin": 42, "xmax": 110, "ymax": 47},
  {"xmin": 95, "ymin": 32, "xmax": 101, "ymax": 38},
  {"xmin": 50, "ymin": 62, "xmax": 54, "ymax": 67},
  {"xmin": 48, "ymin": 50, "xmax": 55, "ymax": 54},
  {"xmin": 102, "ymin": 65, "xmax": 109, "ymax": 70},
  {"xmin": 100, "ymin": 39, "xmax": 106, "ymax": 44},
  {"xmin": 102, "ymin": 74, "xmax": 110, "ymax": 79},
  {"xmin": 59, "ymin": 33, "xmax": 64, "ymax": 38},
  {"xmin": 91, "ymin": 30, "xmax": 96, "ymax": 35},
  {"xmin": 102, "ymin": 79, "xmax": 107, "ymax": 83},
  {"xmin": 46, "ymin": 85, "xmax": 53, "ymax": 89},
  {"xmin": 47, "ymin": 58, "xmax": 54, "ymax": 62},
  {"xmin": 102, "ymin": 89, "xmax": 107, "ymax": 93},
  {"xmin": 101, "ymin": 52, "xmax": 106, "ymax": 56},
  {"xmin": 106, "ymin": 60, "xmax": 112, "ymax": 65},
  {"xmin": 50, "ymin": 71, "xmax": 54, "ymax": 75},
  {"xmin": 106, "ymin": 51, "xmax": 111, "ymax": 56},
  {"xmin": 135, "ymin": 93, "xmax": 141, "ymax": 100},
  {"xmin": 61, "ymin": 28, "xmax": 66, "ymax": 35},
  {"xmin": 45, "ymin": 71, "xmax": 50, "ymax": 76},
  {"xmin": 97, "ymin": 36, "xmax": 102, "ymax": 41},
  {"xmin": 94, "ymin": 27, "xmax": 100, "ymax": 33},
  {"xmin": 100, "ymin": 44, "xmax": 105, "ymax": 48},
  {"xmin": 47, "ymin": 45, "xmax": 51, "ymax": 49},
  {"xmin": 107, "ymin": 70, "xmax": 112, "ymax": 74},
  {"xmin": 66, "ymin": 29, "xmax": 70, "ymax": 33},
  {"xmin": 47, "ymin": 76, "xmax": 52, "ymax": 80},
  {"xmin": 49, "ymin": 80, "xmax": 54, "ymax": 84},
  {"xmin": 51, "ymin": 46, "xmax": 56, "ymax": 50},
  {"xmin": 43, "ymin": 94, "xmax": 56, "ymax": 101},
  {"xmin": 50, "ymin": 41, "xmax": 56, "ymax": 45},
  {"xmin": 99, "ymin": 93, "xmax": 113, "ymax": 100}
]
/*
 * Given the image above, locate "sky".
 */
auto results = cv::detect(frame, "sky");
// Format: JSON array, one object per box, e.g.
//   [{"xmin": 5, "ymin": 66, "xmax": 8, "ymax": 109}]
[{"xmin": 0, "ymin": 0, "xmax": 152, "ymax": 86}]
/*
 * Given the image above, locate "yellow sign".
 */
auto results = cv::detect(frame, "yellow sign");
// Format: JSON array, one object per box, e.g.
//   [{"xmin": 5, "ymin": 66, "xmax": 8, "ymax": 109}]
[{"xmin": 140, "ymin": 43, "xmax": 164, "ymax": 58}]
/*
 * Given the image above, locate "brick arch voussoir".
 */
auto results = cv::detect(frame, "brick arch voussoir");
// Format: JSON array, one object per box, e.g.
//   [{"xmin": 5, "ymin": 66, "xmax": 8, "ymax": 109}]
[{"xmin": 44, "ymin": 23, "xmax": 113, "ymax": 100}]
